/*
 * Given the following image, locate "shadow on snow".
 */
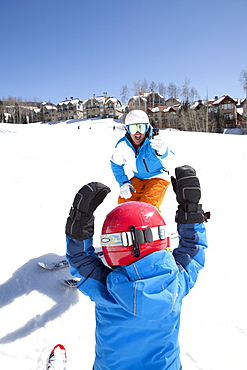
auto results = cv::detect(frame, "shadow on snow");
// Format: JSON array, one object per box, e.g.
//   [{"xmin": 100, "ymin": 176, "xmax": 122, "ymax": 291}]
[{"xmin": 0, "ymin": 253, "xmax": 79, "ymax": 344}]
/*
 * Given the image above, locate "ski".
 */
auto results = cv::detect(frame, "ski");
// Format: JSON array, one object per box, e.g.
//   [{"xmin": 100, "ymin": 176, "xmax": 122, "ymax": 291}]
[
  {"xmin": 47, "ymin": 344, "xmax": 67, "ymax": 370},
  {"xmin": 38, "ymin": 252, "xmax": 104, "ymax": 270},
  {"xmin": 62, "ymin": 278, "xmax": 80, "ymax": 288},
  {"xmin": 38, "ymin": 260, "xmax": 69, "ymax": 270}
]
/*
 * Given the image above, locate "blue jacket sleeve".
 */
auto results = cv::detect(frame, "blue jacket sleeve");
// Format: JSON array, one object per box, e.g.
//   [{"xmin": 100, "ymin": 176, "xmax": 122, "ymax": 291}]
[
  {"xmin": 110, "ymin": 160, "xmax": 130, "ymax": 187},
  {"xmin": 172, "ymin": 223, "xmax": 207, "ymax": 297},
  {"xmin": 66, "ymin": 236, "xmax": 111, "ymax": 285}
]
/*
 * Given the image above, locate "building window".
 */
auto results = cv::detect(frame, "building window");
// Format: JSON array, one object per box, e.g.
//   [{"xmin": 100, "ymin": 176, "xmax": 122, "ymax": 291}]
[
  {"xmin": 224, "ymin": 113, "xmax": 234, "ymax": 121},
  {"xmin": 221, "ymin": 103, "xmax": 234, "ymax": 110}
]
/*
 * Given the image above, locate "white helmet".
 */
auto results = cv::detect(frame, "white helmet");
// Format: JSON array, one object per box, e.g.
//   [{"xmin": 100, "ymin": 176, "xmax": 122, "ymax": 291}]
[{"xmin": 125, "ymin": 110, "xmax": 150, "ymax": 126}]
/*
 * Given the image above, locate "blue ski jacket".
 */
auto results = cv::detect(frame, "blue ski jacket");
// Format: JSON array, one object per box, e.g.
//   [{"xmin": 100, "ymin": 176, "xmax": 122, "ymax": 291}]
[
  {"xmin": 66, "ymin": 222, "xmax": 207, "ymax": 370},
  {"xmin": 110, "ymin": 135, "xmax": 172, "ymax": 187}
]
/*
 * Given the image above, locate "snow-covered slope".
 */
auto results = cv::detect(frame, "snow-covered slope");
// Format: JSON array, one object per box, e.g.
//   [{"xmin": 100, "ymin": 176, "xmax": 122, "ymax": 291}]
[{"xmin": 0, "ymin": 119, "xmax": 246, "ymax": 369}]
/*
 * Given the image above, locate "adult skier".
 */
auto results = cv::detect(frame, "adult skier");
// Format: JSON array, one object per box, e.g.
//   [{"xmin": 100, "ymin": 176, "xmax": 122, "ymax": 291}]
[
  {"xmin": 65, "ymin": 165, "xmax": 208, "ymax": 370},
  {"xmin": 111, "ymin": 109, "xmax": 174, "ymax": 210}
]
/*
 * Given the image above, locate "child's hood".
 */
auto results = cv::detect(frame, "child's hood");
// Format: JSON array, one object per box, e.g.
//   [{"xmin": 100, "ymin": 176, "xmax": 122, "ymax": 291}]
[{"xmin": 107, "ymin": 250, "xmax": 179, "ymax": 321}]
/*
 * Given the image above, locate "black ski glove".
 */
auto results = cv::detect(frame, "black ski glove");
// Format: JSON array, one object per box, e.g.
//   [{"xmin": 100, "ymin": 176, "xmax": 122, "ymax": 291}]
[
  {"xmin": 171, "ymin": 165, "xmax": 205, "ymax": 224},
  {"xmin": 65, "ymin": 182, "xmax": 111, "ymax": 240}
]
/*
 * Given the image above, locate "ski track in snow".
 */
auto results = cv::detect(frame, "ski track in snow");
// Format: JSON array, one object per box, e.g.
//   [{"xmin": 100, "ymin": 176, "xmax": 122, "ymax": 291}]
[{"xmin": 0, "ymin": 119, "xmax": 246, "ymax": 369}]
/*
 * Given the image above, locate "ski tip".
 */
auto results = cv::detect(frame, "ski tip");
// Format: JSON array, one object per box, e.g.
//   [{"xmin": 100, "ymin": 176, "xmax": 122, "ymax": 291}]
[
  {"xmin": 38, "ymin": 262, "xmax": 46, "ymax": 268},
  {"xmin": 48, "ymin": 343, "xmax": 67, "ymax": 369},
  {"xmin": 62, "ymin": 279, "xmax": 80, "ymax": 288},
  {"xmin": 53, "ymin": 343, "xmax": 66, "ymax": 351}
]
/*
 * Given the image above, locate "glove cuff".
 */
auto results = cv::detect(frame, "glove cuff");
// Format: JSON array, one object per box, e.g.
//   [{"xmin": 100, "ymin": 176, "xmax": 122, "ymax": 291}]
[
  {"xmin": 175, "ymin": 205, "xmax": 205, "ymax": 224},
  {"xmin": 66, "ymin": 215, "xmax": 94, "ymax": 240},
  {"xmin": 182, "ymin": 203, "xmax": 203, "ymax": 212}
]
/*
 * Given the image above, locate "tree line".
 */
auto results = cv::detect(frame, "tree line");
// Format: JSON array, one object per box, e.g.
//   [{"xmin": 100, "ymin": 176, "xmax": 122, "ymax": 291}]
[
  {"xmin": 1, "ymin": 67, "xmax": 247, "ymax": 130},
  {"xmin": 120, "ymin": 67, "xmax": 247, "ymax": 105},
  {"xmin": 120, "ymin": 77, "xmax": 200, "ymax": 105},
  {"xmin": 0, "ymin": 97, "xmax": 42, "ymax": 124}
]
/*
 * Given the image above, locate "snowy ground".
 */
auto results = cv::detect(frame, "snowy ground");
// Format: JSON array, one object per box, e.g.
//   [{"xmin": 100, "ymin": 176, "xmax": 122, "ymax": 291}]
[{"xmin": 0, "ymin": 118, "xmax": 246, "ymax": 369}]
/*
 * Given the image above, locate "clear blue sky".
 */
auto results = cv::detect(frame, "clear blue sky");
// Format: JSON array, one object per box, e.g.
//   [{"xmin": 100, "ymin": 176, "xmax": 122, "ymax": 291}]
[{"xmin": 1, "ymin": 0, "xmax": 247, "ymax": 104}]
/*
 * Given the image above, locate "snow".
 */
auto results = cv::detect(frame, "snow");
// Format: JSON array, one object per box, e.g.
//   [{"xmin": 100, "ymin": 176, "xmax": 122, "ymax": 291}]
[
  {"xmin": 106, "ymin": 97, "xmax": 118, "ymax": 103},
  {"xmin": 152, "ymin": 107, "xmax": 159, "ymax": 112},
  {"xmin": 0, "ymin": 119, "xmax": 246, "ymax": 369},
  {"xmin": 58, "ymin": 99, "xmax": 82, "ymax": 106}
]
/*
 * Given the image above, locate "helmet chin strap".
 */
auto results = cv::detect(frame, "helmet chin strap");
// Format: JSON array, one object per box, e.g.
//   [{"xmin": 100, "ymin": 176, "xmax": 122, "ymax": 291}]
[
  {"xmin": 101, "ymin": 225, "xmax": 166, "ymax": 250},
  {"xmin": 129, "ymin": 225, "xmax": 141, "ymax": 258}
]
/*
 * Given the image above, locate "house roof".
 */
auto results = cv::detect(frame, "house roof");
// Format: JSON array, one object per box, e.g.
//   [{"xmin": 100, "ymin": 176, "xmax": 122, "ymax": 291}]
[
  {"xmin": 131, "ymin": 91, "xmax": 164, "ymax": 101},
  {"xmin": 41, "ymin": 102, "xmax": 57, "ymax": 110},
  {"xmin": 190, "ymin": 101, "xmax": 202, "ymax": 109},
  {"xmin": 82, "ymin": 95, "xmax": 120, "ymax": 106},
  {"xmin": 143, "ymin": 91, "xmax": 164, "ymax": 99},
  {"xmin": 150, "ymin": 106, "xmax": 166, "ymax": 112},
  {"xmin": 83, "ymin": 96, "xmax": 106, "ymax": 104},
  {"xmin": 58, "ymin": 98, "xmax": 82, "ymax": 106},
  {"xmin": 131, "ymin": 95, "xmax": 147, "ymax": 102},
  {"xmin": 213, "ymin": 95, "xmax": 237, "ymax": 105},
  {"xmin": 165, "ymin": 97, "xmax": 181, "ymax": 104},
  {"xmin": 164, "ymin": 106, "xmax": 180, "ymax": 112},
  {"xmin": 149, "ymin": 105, "xmax": 179, "ymax": 113},
  {"xmin": 46, "ymin": 106, "xmax": 56, "ymax": 111},
  {"xmin": 106, "ymin": 97, "xmax": 119, "ymax": 104}
]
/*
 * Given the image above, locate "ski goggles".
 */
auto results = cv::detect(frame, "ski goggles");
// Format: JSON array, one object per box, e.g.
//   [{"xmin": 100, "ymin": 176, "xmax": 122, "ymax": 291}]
[{"xmin": 126, "ymin": 123, "xmax": 149, "ymax": 135}]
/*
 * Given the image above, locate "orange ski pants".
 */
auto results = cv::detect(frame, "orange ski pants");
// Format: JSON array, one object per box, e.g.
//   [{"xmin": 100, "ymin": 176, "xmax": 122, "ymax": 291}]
[{"xmin": 118, "ymin": 177, "xmax": 170, "ymax": 210}]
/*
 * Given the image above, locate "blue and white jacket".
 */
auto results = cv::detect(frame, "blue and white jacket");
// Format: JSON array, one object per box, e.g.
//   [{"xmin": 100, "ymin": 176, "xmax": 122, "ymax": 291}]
[
  {"xmin": 66, "ymin": 222, "xmax": 207, "ymax": 370},
  {"xmin": 110, "ymin": 135, "xmax": 172, "ymax": 187}
]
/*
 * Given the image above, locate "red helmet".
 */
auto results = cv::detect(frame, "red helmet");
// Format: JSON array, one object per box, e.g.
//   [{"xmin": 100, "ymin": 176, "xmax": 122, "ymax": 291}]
[{"xmin": 101, "ymin": 201, "xmax": 170, "ymax": 266}]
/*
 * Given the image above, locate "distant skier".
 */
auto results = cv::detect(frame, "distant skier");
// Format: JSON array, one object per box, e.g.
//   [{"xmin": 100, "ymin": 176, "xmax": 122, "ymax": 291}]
[
  {"xmin": 110, "ymin": 109, "xmax": 174, "ymax": 210},
  {"xmin": 65, "ymin": 166, "xmax": 208, "ymax": 370}
]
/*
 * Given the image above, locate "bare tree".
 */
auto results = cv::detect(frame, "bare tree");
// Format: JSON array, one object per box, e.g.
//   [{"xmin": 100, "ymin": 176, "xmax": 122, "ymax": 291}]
[
  {"xmin": 180, "ymin": 78, "xmax": 200, "ymax": 103},
  {"xmin": 181, "ymin": 78, "xmax": 191, "ymax": 102},
  {"xmin": 240, "ymin": 66, "xmax": 247, "ymax": 127},
  {"xmin": 190, "ymin": 87, "xmax": 200, "ymax": 103},
  {"xmin": 133, "ymin": 80, "xmax": 142, "ymax": 95},
  {"xmin": 157, "ymin": 82, "xmax": 166, "ymax": 98},
  {"xmin": 240, "ymin": 66, "xmax": 247, "ymax": 93},
  {"xmin": 0, "ymin": 100, "xmax": 5, "ymax": 122},
  {"xmin": 149, "ymin": 81, "xmax": 157, "ymax": 92},
  {"xmin": 120, "ymin": 85, "xmax": 130, "ymax": 105},
  {"xmin": 140, "ymin": 79, "xmax": 148, "ymax": 93},
  {"xmin": 167, "ymin": 82, "xmax": 180, "ymax": 98}
]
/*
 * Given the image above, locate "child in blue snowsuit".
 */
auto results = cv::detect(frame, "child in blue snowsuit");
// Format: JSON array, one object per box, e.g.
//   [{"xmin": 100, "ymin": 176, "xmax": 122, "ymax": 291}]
[{"xmin": 65, "ymin": 166, "xmax": 208, "ymax": 370}]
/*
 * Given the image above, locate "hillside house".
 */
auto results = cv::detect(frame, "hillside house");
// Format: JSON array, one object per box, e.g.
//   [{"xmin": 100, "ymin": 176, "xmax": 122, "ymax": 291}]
[
  {"xmin": 148, "ymin": 105, "xmax": 180, "ymax": 129},
  {"xmin": 40, "ymin": 102, "xmax": 57, "ymax": 122},
  {"xmin": 237, "ymin": 98, "xmax": 247, "ymax": 127},
  {"xmin": 104, "ymin": 97, "xmax": 123, "ymax": 118},
  {"xmin": 57, "ymin": 98, "xmax": 83, "ymax": 121},
  {"xmin": 128, "ymin": 95, "xmax": 147, "ymax": 111},
  {"xmin": 128, "ymin": 92, "xmax": 165, "ymax": 111},
  {"xmin": 212, "ymin": 95, "xmax": 238, "ymax": 128},
  {"xmin": 83, "ymin": 93, "xmax": 122, "ymax": 119},
  {"xmin": 190, "ymin": 95, "xmax": 239, "ymax": 131}
]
